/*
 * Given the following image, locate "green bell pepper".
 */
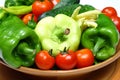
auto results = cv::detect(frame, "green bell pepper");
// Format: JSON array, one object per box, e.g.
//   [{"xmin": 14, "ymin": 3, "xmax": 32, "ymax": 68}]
[
  {"xmin": 0, "ymin": 13, "xmax": 41, "ymax": 68},
  {"xmin": 81, "ymin": 14, "xmax": 119, "ymax": 61},
  {"xmin": 35, "ymin": 14, "xmax": 81, "ymax": 56},
  {"xmin": 5, "ymin": 0, "xmax": 34, "ymax": 7}
]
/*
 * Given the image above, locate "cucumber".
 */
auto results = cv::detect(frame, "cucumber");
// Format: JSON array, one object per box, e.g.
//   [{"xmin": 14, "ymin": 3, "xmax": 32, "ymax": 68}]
[
  {"xmin": 38, "ymin": 4, "xmax": 95, "ymax": 21},
  {"xmin": 38, "ymin": 4, "xmax": 81, "ymax": 21},
  {"xmin": 54, "ymin": 0, "xmax": 80, "ymax": 9}
]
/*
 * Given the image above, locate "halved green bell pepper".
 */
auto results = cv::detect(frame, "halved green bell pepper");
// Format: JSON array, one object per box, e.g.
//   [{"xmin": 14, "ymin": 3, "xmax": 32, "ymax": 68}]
[
  {"xmin": 81, "ymin": 14, "xmax": 119, "ymax": 61},
  {"xmin": 0, "ymin": 12, "xmax": 41, "ymax": 68},
  {"xmin": 35, "ymin": 14, "xmax": 81, "ymax": 56}
]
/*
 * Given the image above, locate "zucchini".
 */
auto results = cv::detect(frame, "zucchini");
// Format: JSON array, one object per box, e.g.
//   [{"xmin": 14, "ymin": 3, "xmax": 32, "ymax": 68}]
[
  {"xmin": 54, "ymin": 0, "xmax": 80, "ymax": 9},
  {"xmin": 38, "ymin": 4, "xmax": 95, "ymax": 21},
  {"xmin": 38, "ymin": 4, "xmax": 81, "ymax": 21}
]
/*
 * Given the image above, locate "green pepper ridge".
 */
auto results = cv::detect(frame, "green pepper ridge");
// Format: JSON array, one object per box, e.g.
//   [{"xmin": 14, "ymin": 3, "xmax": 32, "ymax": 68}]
[
  {"xmin": 81, "ymin": 14, "xmax": 119, "ymax": 61},
  {"xmin": 0, "ymin": 14, "xmax": 41, "ymax": 68}
]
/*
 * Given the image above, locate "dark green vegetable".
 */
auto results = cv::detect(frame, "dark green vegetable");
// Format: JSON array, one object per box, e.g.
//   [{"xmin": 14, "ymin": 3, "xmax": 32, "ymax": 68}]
[
  {"xmin": 81, "ymin": 14, "xmax": 119, "ymax": 61},
  {"xmin": 0, "ymin": 11, "xmax": 41, "ymax": 68},
  {"xmin": 5, "ymin": 0, "xmax": 34, "ymax": 7},
  {"xmin": 38, "ymin": 4, "xmax": 95, "ymax": 21},
  {"xmin": 79, "ymin": 4, "xmax": 95, "ymax": 13},
  {"xmin": 54, "ymin": 0, "xmax": 80, "ymax": 9}
]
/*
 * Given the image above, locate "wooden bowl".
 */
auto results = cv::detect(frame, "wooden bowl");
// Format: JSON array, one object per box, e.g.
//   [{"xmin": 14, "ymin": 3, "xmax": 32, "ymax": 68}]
[{"xmin": 1, "ymin": 40, "xmax": 120, "ymax": 80}]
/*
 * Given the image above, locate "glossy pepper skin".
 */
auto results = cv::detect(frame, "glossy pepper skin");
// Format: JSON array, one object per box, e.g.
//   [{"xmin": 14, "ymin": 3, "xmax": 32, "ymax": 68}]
[
  {"xmin": 35, "ymin": 14, "xmax": 81, "ymax": 56},
  {"xmin": 81, "ymin": 14, "xmax": 119, "ymax": 61},
  {"xmin": 4, "ymin": 0, "xmax": 33, "ymax": 15},
  {"xmin": 0, "ymin": 13, "xmax": 41, "ymax": 68},
  {"xmin": 5, "ymin": 0, "xmax": 34, "ymax": 7}
]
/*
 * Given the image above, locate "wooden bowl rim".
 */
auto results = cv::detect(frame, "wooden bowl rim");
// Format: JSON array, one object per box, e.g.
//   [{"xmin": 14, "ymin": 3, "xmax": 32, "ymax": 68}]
[{"xmin": 1, "ymin": 40, "xmax": 120, "ymax": 77}]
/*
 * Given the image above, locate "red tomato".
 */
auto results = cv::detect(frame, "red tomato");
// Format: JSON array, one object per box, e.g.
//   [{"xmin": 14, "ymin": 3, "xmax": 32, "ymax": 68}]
[
  {"xmin": 51, "ymin": 0, "xmax": 60, "ymax": 6},
  {"xmin": 75, "ymin": 48, "xmax": 94, "ymax": 68},
  {"xmin": 102, "ymin": 6, "xmax": 120, "ymax": 32},
  {"xmin": 32, "ymin": 0, "xmax": 54, "ymax": 17},
  {"xmin": 102, "ymin": 7, "xmax": 117, "ymax": 17},
  {"xmin": 55, "ymin": 50, "xmax": 77, "ymax": 70},
  {"xmin": 111, "ymin": 16, "xmax": 120, "ymax": 32},
  {"xmin": 35, "ymin": 50, "xmax": 55, "ymax": 70},
  {"xmin": 22, "ymin": 13, "xmax": 37, "ymax": 24}
]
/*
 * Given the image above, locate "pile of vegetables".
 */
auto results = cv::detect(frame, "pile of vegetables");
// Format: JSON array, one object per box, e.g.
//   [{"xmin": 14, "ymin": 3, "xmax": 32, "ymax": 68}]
[{"xmin": 0, "ymin": 0, "xmax": 119, "ymax": 70}]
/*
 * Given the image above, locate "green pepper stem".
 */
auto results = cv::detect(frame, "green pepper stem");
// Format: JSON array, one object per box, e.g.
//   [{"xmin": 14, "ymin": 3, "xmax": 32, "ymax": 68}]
[
  {"xmin": 16, "ymin": 42, "xmax": 35, "ymax": 56},
  {"xmin": 93, "ymin": 37, "xmax": 105, "ymax": 56},
  {"xmin": 52, "ymin": 27, "xmax": 70, "ymax": 43},
  {"xmin": 27, "ymin": 14, "xmax": 37, "ymax": 29}
]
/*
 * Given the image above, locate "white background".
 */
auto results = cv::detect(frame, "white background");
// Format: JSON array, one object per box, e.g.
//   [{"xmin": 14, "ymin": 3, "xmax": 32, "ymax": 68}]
[
  {"xmin": 0, "ymin": 0, "xmax": 120, "ymax": 16},
  {"xmin": 80, "ymin": 0, "xmax": 120, "ymax": 16}
]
